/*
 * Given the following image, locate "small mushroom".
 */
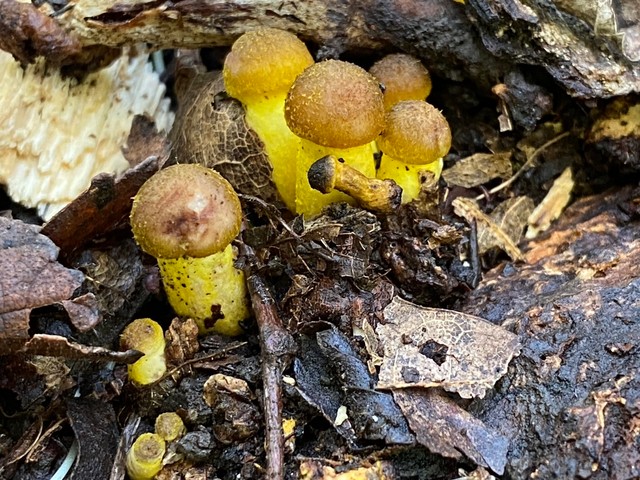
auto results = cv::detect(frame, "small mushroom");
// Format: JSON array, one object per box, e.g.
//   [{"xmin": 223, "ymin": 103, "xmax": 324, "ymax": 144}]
[
  {"xmin": 369, "ymin": 53, "xmax": 432, "ymax": 109},
  {"xmin": 125, "ymin": 432, "xmax": 166, "ymax": 480},
  {"xmin": 285, "ymin": 60, "xmax": 385, "ymax": 216},
  {"xmin": 155, "ymin": 412, "xmax": 186, "ymax": 442},
  {"xmin": 223, "ymin": 28, "xmax": 314, "ymax": 212},
  {"xmin": 120, "ymin": 318, "xmax": 167, "ymax": 386},
  {"xmin": 130, "ymin": 164, "xmax": 248, "ymax": 336},
  {"xmin": 376, "ymin": 101, "xmax": 451, "ymax": 203}
]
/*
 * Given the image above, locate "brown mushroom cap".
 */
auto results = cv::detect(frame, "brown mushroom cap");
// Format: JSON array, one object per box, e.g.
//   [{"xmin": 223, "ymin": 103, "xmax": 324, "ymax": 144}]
[
  {"xmin": 223, "ymin": 28, "xmax": 314, "ymax": 103},
  {"xmin": 130, "ymin": 164, "xmax": 242, "ymax": 259},
  {"xmin": 377, "ymin": 101, "xmax": 451, "ymax": 165},
  {"xmin": 285, "ymin": 60, "xmax": 385, "ymax": 148},
  {"xmin": 369, "ymin": 54, "xmax": 432, "ymax": 109}
]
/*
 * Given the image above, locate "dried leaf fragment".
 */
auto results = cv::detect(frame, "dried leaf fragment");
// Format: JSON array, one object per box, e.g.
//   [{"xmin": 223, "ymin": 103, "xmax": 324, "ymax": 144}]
[
  {"xmin": 453, "ymin": 197, "xmax": 526, "ymax": 262},
  {"xmin": 393, "ymin": 389, "xmax": 509, "ymax": 474},
  {"xmin": 0, "ymin": 217, "xmax": 99, "ymax": 353},
  {"xmin": 526, "ymin": 167, "xmax": 574, "ymax": 238},
  {"xmin": 376, "ymin": 297, "xmax": 520, "ymax": 399},
  {"xmin": 477, "ymin": 196, "xmax": 534, "ymax": 254},
  {"xmin": 442, "ymin": 152, "xmax": 512, "ymax": 188}
]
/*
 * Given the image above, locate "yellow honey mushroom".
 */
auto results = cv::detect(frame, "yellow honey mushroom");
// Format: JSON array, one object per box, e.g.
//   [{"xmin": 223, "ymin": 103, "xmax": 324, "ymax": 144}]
[
  {"xmin": 125, "ymin": 432, "xmax": 166, "ymax": 480},
  {"xmin": 308, "ymin": 155, "xmax": 402, "ymax": 213},
  {"xmin": 223, "ymin": 28, "xmax": 314, "ymax": 212},
  {"xmin": 120, "ymin": 318, "xmax": 167, "ymax": 386},
  {"xmin": 285, "ymin": 60, "xmax": 385, "ymax": 217},
  {"xmin": 130, "ymin": 164, "xmax": 249, "ymax": 336},
  {"xmin": 369, "ymin": 53, "xmax": 432, "ymax": 110},
  {"xmin": 376, "ymin": 101, "xmax": 451, "ymax": 203},
  {"xmin": 155, "ymin": 412, "xmax": 186, "ymax": 442}
]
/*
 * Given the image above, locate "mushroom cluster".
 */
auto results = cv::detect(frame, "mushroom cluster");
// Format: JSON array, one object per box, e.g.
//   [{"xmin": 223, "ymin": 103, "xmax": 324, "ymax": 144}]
[{"xmin": 223, "ymin": 31, "xmax": 452, "ymax": 212}]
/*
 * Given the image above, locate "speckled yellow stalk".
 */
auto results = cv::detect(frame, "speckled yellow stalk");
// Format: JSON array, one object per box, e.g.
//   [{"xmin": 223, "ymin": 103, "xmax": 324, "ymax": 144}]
[
  {"xmin": 295, "ymin": 140, "xmax": 378, "ymax": 216},
  {"xmin": 125, "ymin": 433, "xmax": 166, "ymax": 480},
  {"xmin": 155, "ymin": 412, "xmax": 186, "ymax": 442},
  {"xmin": 158, "ymin": 244, "xmax": 248, "ymax": 336},
  {"xmin": 377, "ymin": 156, "xmax": 443, "ymax": 203},
  {"xmin": 121, "ymin": 318, "xmax": 166, "ymax": 386},
  {"xmin": 243, "ymin": 93, "xmax": 300, "ymax": 212},
  {"xmin": 223, "ymin": 28, "xmax": 313, "ymax": 213}
]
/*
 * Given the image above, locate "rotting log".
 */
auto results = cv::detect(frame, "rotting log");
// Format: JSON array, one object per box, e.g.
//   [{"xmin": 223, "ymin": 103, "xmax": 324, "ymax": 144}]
[
  {"xmin": 461, "ymin": 186, "xmax": 640, "ymax": 479},
  {"xmin": 2, "ymin": 0, "xmax": 639, "ymax": 97}
]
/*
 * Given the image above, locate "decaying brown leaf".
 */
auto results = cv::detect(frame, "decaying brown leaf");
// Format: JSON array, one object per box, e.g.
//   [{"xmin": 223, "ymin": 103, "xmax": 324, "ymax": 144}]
[
  {"xmin": 526, "ymin": 167, "xmax": 574, "ymax": 238},
  {"xmin": 42, "ymin": 154, "xmax": 165, "ymax": 260},
  {"xmin": 453, "ymin": 197, "xmax": 526, "ymax": 262},
  {"xmin": 376, "ymin": 297, "xmax": 520, "ymax": 399},
  {"xmin": 170, "ymin": 71, "xmax": 277, "ymax": 202},
  {"xmin": 442, "ymin": 152, "xmax": 512, "ymax": 188},
  {"xmin": 477, "ymin": 196, "xmax": 535, "ymax": 254},
  {"xmin": 0, "ymin": 217, "xmax": 99, "ymax": 353},
  {"xmin": 393, "ymin": 389, "xmax": 509, "ymax": 474}
]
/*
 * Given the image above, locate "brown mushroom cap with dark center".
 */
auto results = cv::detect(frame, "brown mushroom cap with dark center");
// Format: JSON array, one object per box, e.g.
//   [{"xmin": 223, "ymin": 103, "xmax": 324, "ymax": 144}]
[
  {"xmin": 377, "ymin": 101, "xmax": 451, "ymax": 165},
  {"xmin": 223, "ymin": 27, "xmax": 314, "ymax": 102},
  {"xmin": 130, "ymin": 164, "xmax": 242, "ymax": 259},
  {"xmin": 285, "ymin": 59, "xmax": 385, "ymax": 149},
  {"xmin": 369, "ymin": 54, "xmax": 432, "ymax": 109}
]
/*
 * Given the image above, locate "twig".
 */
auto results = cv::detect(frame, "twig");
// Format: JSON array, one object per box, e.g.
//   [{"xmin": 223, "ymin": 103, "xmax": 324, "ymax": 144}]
[{"xmin": 241, "ymin": 242, "xmax": 296, "ymax": 480}]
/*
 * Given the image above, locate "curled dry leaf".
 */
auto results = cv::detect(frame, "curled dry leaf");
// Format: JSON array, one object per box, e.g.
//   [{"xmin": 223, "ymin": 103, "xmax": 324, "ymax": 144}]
[
  {"xmin": 376, "ymin": 297, "xmax": 520, "ymax": 399},
  {"xmin": 393, "ymin": 389, "xmax": 509, "ymax": 474},
  {"xmin": 0, "ymin": 217, "xmax": 99, "ymax": 353},
  {"xmin": 453, "ymin": 197, "xmax": 526, "ymax": 262},
  {"xmin": 477, "ymin": 196, "xmax": 535, "ymax": 254},
  {"xmin": 170, "ymin": 71, "xmax": 277, "ymax": 202},
  {"xmin": 526, "ymin": 167, "xmax": 574, "ymax": 239},
  {"xmin": 442, "ymin": 152, "xmax": 512, "ymax": 188}
]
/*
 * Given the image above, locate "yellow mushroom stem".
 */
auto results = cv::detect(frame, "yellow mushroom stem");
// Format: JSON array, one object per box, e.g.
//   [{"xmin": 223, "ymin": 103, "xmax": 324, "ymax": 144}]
[
  {"xmin": 241, "ymin": 93, "xmax": 301, "ymax": 212},
  {"xmin": 308, "ymin": 155, "xmax": 402, "ymax": 213},
  {"xmin": 120, "ymin": 318, "xmax": 167, "ymax": 386},
  {"xmin": 125, "ymin": 433, "xmax": 166, "ymax": 480},
  {"xmin": 155, "ymin": 412, "xmax": 187, "ymax": 442},
  {"xmin": 296, "ymin": 141, "xmax": 378, "ymax": 216},
  {"xmin": 158, "ymin": 244, "xmax": 247, "ymax": 337},
  {"xmin": 376, "ymin": 156, "xmax": 443, "ymax": 203}
]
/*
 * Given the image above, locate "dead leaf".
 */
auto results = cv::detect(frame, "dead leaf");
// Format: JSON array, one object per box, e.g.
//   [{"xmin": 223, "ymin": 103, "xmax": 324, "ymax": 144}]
[
  {"xmin": 526, "ymin": 167, "xmax": 574, "ymax": 238},
  {"xmin": 165, "ymin": 317, "xmax": 200, "ymax": 368},
  {"xmin": 376, "ymin": 297, "xmax": 520, "ymax": 399},
  {"xmin": 453, "ymin": 197, "xmax": 526, "ymax": 262},
  {"xmin": 478, "ymin": 196, "xmax": 534, "ymax": 254},
  {"xmin": 442, "ymin": 152, "xmax": 512, "ymax": 188},
  {"xmin": 42, "ymin": 154, "xmax": 165, "ymax": 260},
  {"xmin": 393, "ymin": 389, "xmax": 509, "ymax": 475},
  {"xmin": 0, "ymin": 217, "xmax": 99, "ymax": 353},
  {"xmin": 20, "ymin": 335, "xmax": 142, "ymax": 363}
]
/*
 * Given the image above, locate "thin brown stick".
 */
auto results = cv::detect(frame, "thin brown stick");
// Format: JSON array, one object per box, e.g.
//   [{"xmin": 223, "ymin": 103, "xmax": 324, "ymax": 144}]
[{"xmin": 242, "ymin": 243, "xmax": 296, "ymax": 480}]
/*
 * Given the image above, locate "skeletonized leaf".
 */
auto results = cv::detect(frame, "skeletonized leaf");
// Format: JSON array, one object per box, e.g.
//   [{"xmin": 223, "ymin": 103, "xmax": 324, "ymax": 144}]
[
  {"xmin": 478, "ymin": 196, "xmax": 535, "ymax": 254},
  {"xmin": 376, "ymin": 297, "xmax": 520, "ymax": 399},
  {"xmin": 442, "ymin": 152, "xmax": 512, "ymax": 188}
]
